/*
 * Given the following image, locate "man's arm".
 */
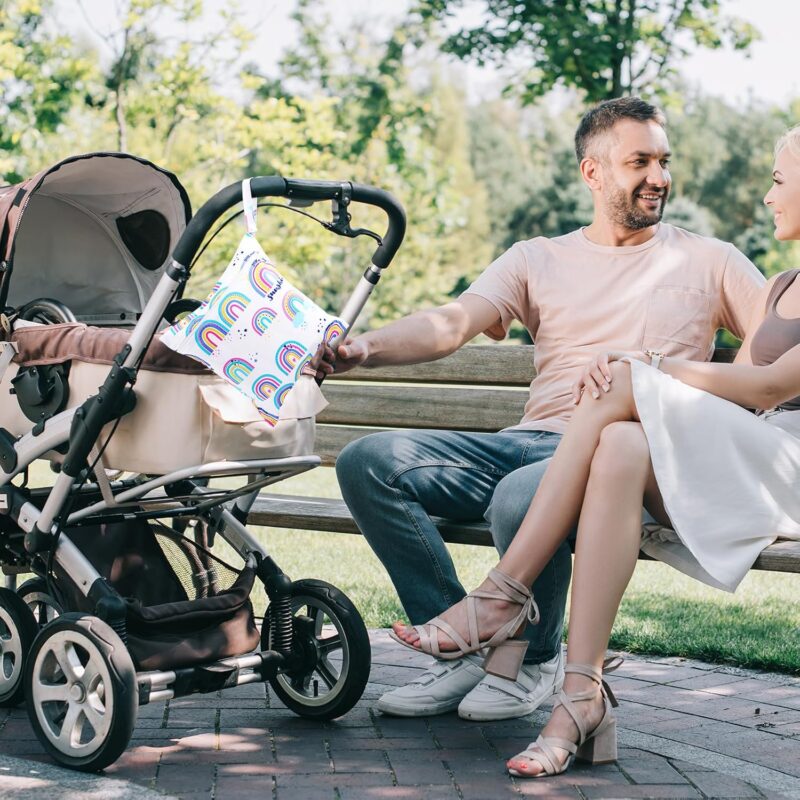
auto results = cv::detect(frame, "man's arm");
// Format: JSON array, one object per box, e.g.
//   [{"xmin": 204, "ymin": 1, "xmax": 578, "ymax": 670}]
[
  {"xmin": 719, "ymin": 244, "xmax": 766, "ymax": 345},
  {"xmin": 333, "ymin": 294, "xmax": 502, "ymax": 374}
]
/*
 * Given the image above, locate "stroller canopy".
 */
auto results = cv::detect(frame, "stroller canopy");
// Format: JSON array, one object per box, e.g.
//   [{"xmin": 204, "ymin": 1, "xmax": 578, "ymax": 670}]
[{"xmin": 0, "ymin": 153, "xmax": 191, "ymax": 326}]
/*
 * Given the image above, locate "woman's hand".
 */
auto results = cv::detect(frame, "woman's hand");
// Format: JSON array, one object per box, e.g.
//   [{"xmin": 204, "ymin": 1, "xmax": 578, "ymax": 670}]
[{"xmin": 572, "ymin": 351, "xmax": 646, "ymax": 403}]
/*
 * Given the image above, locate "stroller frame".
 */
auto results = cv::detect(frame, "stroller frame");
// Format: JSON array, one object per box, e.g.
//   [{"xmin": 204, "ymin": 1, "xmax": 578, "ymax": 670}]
[{"xmin": 0, "ymin": 176, "xmax": 405, "ymax": 770}]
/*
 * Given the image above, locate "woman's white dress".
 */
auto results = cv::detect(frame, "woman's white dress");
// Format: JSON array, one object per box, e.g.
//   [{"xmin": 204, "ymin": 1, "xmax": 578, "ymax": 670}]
[{"xmin": 629, "ymin": 358, "xmax": 800, "ymax": 592}]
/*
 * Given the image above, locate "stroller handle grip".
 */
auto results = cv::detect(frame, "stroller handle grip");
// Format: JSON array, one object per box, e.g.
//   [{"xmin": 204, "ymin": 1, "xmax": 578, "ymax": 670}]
[{"xmin": 171, "ymin": 176, "xmax": 406, "ymax": 271}]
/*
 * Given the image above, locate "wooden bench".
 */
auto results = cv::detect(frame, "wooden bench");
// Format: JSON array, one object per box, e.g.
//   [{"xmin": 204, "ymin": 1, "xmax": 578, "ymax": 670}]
[{"xmin": 248, "ymin": 344, "xmax": 800, "ymax": 574}]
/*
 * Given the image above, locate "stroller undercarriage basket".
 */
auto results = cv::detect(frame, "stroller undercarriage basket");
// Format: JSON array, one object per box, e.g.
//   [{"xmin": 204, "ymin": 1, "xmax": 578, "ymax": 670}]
[{"xmin": 53, "ymin": 519, "xmax": 261, "ymax": 672}]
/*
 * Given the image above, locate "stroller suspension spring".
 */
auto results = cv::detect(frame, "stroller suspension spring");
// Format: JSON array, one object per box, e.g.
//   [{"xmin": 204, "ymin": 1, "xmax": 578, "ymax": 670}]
[
  {"xmin": 108, "ymin": 615, "xmax": 128, "ymax": 646},
  {"xmin": 271, "ymin": 594, "xmax": 293, "ymax": 655},
  {"xmin": 261, "ymin": 569, "xmax": 294, "ymax": 656},
  {"xmin": 271, "ymin": 592, "xmax": 293, "ymax": 655}
]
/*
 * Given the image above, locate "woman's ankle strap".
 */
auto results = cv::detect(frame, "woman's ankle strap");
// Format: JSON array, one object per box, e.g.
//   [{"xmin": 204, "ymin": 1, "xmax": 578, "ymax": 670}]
[
  {"xmin": 487, "ymin": 568, "xmax": 531, "ymax": 601},
  {"xmin": 564, "ymin": 663, "xmax": 603, "ymax": 683}
]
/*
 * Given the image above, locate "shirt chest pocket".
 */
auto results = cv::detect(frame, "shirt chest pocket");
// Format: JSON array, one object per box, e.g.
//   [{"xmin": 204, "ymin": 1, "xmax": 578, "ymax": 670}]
[{"xmin": 642, "ymin": 286, "xmax": 712, "ymax": 350}]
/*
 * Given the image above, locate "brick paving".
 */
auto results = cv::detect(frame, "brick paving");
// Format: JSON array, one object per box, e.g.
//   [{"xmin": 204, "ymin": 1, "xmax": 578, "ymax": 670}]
[{"xmin": 1, "ymin": 629, "xmax": 798, "ymax": 799}]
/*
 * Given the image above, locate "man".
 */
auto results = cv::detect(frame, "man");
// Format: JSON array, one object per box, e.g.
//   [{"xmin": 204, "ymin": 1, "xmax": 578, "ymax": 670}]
[{"xmin": 329, "ymin": 97, "xmax": 764, "ymax": 721}]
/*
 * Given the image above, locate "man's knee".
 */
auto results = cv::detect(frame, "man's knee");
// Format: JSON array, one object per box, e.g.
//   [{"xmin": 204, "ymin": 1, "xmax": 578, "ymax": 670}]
[
  {"xmin": 337, "ymin": 429, "xmax": 436, "ymax": 498},
  {"xmin": 485, "ymin": 460, "xmax": 550, "ymax": 552},
  {"xmin": 337, "ymin": 431, "xmax": 400, "ymax": 487}
]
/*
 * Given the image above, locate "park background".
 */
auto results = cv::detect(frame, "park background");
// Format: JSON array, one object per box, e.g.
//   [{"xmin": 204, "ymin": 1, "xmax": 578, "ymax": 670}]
[{"xmin": 2, "ymin": 0, "xmax": 798, "ymax": 673}]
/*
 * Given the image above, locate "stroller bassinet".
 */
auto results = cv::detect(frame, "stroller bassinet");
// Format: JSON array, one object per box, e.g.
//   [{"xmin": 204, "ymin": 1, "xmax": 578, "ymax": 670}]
[
  {"xmin": 0, "ymin": 321, "xmax": 316, "ymax": 473},
  {"xmin": 0, "ymin": 153, "xmax": 316, "ymax": 473},
  {"xmin": 0, "ymin": 156, "xmax": 406, "ymax": 772}
]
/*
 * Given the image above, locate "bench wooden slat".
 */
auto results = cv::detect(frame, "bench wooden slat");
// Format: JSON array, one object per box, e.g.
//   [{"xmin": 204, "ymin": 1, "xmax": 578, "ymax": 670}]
[
  {"xmin": 332, "ymin": 344, "xmax": 535, "ymax": 386},
  {"xmin": 249, "ymin": 495, "xmax": 800, "ymax": 574},
  {"xmin": 318, "ymin": 384, "xmax": 528, "ymax": 430},
  {"xmin": 315, "ymin": 425, "xmax": 390, "ymax": 467},
  {"xmin": 329, "ymin": 344, "xmax": 737, "ymax": 386}
]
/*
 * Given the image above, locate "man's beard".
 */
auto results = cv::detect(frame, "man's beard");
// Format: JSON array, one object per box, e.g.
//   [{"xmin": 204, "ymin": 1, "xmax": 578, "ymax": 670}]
[{"xmin": 605, "ymin": 180, "xmax": 667, "ymax": 230}]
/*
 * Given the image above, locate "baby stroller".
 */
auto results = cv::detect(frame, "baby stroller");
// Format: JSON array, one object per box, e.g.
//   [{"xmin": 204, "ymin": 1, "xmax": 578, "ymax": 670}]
[{"xmin": 0, "ymin": 153, "xmax": 405, "ymax": 770}]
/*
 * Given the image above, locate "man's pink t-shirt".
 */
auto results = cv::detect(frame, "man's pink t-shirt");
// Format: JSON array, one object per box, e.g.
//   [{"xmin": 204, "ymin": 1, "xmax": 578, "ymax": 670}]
[{"xmin": 464, "ymin": 223, "xmax": 765, "ymax": 434}]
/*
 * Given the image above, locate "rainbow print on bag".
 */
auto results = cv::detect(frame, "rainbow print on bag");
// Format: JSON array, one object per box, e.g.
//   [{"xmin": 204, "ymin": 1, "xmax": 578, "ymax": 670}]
[
  {"xmin": 282, "ymin": 291, "xmax": 307, "ymax": 327},
  {"xmin": 184, "ymin": 315, "xmax": 202, "ymax": 337},
  {"xmin": 223, "ymin": 357, "xmax": 255, "ymax": 384},
  {"xmin": 294, "ymin": 353, "xmax": 312, "ymax": 380},
  {"xmin": 323, "ymin": 319, "xmax": 346, "ymax": 345},
  {"xmin": 195, "ymin": 321, "xmax": 229, "ymax": 355},
  {"xmin": 253, "ymin": 374, "xmax": 282, "ymax": 403},
  {"xmin": 276, "ymin": 341, "xmax": 305, "ymax": 375},
  {"xmin": 217, "ymin": 292, "xmax": 249, "ymax": 325},
  {"xmin": 252, "ymin": 307, "xmax": 277, "ymax": 335},
  {"xmin": 160, "ymin": 232, "xmax": 345, "ymax": 426},
  {"xmin": 257, "ymin": 407, "xmax": 280, "ymax": 426},
  {"xmin": 275, "ymin": 383, "xmax": 294, "ymax": 408},
  {"xmin": 249, "ymin": 259, "xmax": 281, "ymax": 297}
]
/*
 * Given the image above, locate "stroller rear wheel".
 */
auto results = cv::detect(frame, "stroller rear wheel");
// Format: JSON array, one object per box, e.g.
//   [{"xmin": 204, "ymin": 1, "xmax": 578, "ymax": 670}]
[
  {"xmin": 17, "ymin": 577, "xmax": 63, "ymax": 628},
  {"xmin": 25, "ymin": 613, "xmax": 138, "ymax": 771},
  {"xmin": 262, "ymin": 579, "xmax": 370, "ymax": 721},
  {"xmin": 0, "ymin": 588, "xmax": 38, "ymax": 707}
]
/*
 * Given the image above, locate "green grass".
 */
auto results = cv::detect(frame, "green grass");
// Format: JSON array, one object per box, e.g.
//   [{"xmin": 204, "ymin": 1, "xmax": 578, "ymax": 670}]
[{"xmin": 18, "ymin": 461, "xmax": 800, "ymax": 675}]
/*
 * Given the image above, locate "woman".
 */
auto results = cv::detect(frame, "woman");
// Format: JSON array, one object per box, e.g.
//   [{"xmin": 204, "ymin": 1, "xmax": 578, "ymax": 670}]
[{"xmin": 390, "ymin": 125, "xmax": 800, "ymax": 778}]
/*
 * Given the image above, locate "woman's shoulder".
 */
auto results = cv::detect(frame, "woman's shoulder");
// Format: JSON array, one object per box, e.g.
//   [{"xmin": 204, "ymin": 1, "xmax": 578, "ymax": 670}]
[
  {"xmin": 765, "ymin": 269, "xmax": 800, "ymax": 292},
  {"xmin": 753, "ymin": 270, "xmax": 800, "ymax": 315}
]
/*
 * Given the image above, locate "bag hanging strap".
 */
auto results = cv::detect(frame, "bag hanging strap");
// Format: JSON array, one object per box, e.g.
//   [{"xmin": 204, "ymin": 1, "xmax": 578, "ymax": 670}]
[
  {"xmin": 242, "ymin": 178, "xmax": 257, "ymax": 235},
  {"xmin": 0, "ymin": 340, "xmax": 17, "ymax": 384}
]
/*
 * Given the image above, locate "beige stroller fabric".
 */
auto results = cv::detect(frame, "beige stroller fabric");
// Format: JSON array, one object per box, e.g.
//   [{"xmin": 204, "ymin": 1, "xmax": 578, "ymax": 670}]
[{"xmin": 1, "ymin": 322, "xmax": 322, "ymax": 474}]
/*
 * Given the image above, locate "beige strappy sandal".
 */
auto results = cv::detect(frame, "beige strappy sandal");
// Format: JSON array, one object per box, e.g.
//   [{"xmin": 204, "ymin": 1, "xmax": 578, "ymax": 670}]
[
  {"xmin": 389, "ymin": 568, "xmax": 540, "ymax": 680},
  {"xmin": 506, "ymin": 660, "xmax": 621, "ymax": 778}
]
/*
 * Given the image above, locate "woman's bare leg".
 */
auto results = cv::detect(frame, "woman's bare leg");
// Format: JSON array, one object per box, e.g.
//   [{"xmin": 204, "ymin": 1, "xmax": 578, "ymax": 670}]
[
  {"xmin": 396, "ymin": 360, "xmax": 641, "ymax": 647},
  {"xmin": 508, "ymin": 421, "xmax": 667, "ymax": 776}
]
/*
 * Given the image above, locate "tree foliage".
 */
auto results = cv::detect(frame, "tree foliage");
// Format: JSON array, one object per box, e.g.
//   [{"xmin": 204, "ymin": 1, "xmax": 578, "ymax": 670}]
[
  {"xmin": 414, "ymin": 0, "xmax": 759, "ymax": 103},
  {"xmin": 0, "ymin": 0, "xmax": 94, "ymax": 180},
  {"xmin": 1, "ymin": 0, "xmax": 795, "ymax": 337}
]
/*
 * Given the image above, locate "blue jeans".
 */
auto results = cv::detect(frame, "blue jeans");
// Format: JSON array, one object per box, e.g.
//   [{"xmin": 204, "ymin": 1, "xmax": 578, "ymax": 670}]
[{"xmin": 336, "ymin": 429, "xmax": 571, "ymax": 663}]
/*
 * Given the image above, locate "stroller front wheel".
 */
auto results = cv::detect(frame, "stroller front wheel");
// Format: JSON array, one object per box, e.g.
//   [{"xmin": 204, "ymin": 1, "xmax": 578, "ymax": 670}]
[
  {"xmin": 262, "ymin": 579, "xmax": 370, "ymax": 721},
  {"xmin": 24, "ymin": 613, "xmax": 138, "ymax": 771},
  {"xmin": 0, "ymin": 588, "xmax": 38, "ymax": 707}
]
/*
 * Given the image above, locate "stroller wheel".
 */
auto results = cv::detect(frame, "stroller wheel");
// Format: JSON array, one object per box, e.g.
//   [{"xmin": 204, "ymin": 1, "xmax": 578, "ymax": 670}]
[
  {"xmin": 262, "ymin": 579, "xmax": 370, "ymax": 721},
  {"xmin": 17, "ymin": 577, "xmax": 63, "ymax": 628},
  {"xmin": 0, "ymin": 588, "xmax": 38, "ymax": 707},
  {"xmin": 24, "ymin": 613, "xmax": 137, "ymax": 772}
]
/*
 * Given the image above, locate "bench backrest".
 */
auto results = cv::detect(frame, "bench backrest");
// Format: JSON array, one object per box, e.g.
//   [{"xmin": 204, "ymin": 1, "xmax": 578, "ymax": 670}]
[{"xmin": 315, "ymin": 344, "xmax": 737, "ymax": 467}]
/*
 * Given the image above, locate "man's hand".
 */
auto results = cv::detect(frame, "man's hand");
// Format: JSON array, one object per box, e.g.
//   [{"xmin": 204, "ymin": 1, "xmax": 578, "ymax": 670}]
[
  {"xmin": 332, "ymin": 336, "xmax": 369, "ymax": 374},
  {"xmin": 571, "ymin": 351, "xmax": 645, "ymax": 403},
  {"xmin": 308, "ymin": 336, "xmax": 370, "ymax": 381}
]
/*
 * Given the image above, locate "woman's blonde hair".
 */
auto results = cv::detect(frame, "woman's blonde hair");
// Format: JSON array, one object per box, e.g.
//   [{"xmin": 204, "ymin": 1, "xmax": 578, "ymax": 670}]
[{"xmin": 776, "ymin": 124, "xmax": 800, "ymax": 160}]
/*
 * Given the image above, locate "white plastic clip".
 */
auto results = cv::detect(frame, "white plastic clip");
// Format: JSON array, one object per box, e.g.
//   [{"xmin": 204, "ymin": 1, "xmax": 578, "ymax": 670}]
[
  {"xmin": 242, "ymin": 178, "xmax": 257, "ymax": 235},
  {"xmin": 0, "ymin": 340, "xmax": 17, "ymax": 385}
]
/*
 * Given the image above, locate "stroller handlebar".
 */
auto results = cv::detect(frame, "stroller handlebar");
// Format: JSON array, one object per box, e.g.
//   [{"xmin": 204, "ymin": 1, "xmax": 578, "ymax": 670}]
[{"xmin": 171, "ymin": 176, "xmax": 406, "ymax": 271}]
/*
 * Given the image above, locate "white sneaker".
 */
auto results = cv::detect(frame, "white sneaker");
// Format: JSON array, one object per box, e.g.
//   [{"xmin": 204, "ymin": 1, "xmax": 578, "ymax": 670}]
[
  {"xmin": 376, "ymin": 654, "xmax": 485, "ymax": 717},
  {"xmin": 457, "ymin": 648, "xmax": 565, "ymax": 721}
]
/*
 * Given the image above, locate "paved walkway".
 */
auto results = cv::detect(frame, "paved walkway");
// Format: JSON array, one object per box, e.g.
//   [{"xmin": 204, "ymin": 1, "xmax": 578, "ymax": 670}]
[{"xmin": 1, "ymin": 630, "xmax": 799, "ymax": 799}]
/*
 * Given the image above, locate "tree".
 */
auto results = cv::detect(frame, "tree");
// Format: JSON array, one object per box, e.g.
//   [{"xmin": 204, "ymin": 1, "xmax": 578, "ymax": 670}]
[
  {"xmin": 76, "ymin": 0, "xmax": 251, "ymax": 153},
  {"xmin": 414, "ymin": 0, "xmax": 759, "ymax": 103},
  {"xmin": 0, "ymin": 0, "xmax": 94, "ymax": 181},
  {"xmin": 244, "ymin": 3, "xmax": 493, "ymax": 325},
  {"xmin": 662, "ymin": 196, "xmax": 715, "ymax": 237}
]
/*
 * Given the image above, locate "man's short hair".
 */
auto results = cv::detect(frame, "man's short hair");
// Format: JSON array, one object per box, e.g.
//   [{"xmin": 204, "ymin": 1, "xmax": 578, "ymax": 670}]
[{"xmin": 575, "ymin": 97, "xmax": 667, "ymax": 164}]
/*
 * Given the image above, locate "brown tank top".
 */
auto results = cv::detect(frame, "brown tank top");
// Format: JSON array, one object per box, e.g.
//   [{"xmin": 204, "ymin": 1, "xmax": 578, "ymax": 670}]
[{"xmin": 749, "ymin": 268, "xmax": 800, "ymax": 410}]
